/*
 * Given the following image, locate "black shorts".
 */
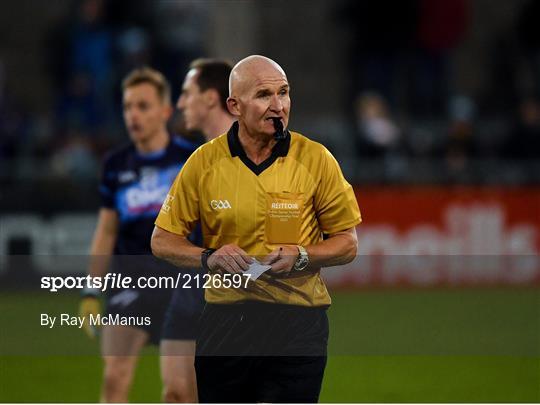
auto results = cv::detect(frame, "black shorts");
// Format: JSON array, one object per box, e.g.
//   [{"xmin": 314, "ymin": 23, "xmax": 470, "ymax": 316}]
[
  {"xmin": 106, "ymin": 288, "xmax": 172, "ymax": 345},
  {"xmin": 195, "ymin": 301, "xmax": 329, "ymax": 403},
  {"xmin": 161, "ymin": 282, "xmax": 205, "ymax": 341}
]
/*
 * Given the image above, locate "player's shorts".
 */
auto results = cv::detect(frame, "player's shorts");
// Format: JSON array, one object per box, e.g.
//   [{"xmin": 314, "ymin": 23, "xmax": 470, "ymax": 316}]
[
  {"xmin": 161, "ymin": 280, "xmax": 205, "ymax": 341},
  {"xmin": 105, "ymin": 287, "xmax": 172, "ymax": 345},
  {"xmin": 195, "ymin": 301, "xmax": 329, "ymax": 403}
]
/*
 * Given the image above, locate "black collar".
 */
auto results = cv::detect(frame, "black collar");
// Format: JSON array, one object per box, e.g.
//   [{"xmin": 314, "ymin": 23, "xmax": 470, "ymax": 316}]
[{"xmin": 227, "ymin": 121, "xmax": 291, "ymax": 176}]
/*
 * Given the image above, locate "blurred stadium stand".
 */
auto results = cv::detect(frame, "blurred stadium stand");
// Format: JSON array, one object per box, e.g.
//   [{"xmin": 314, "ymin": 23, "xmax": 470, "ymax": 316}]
[{"xmin": 0, "ymin": 0, "xmax": 539, "ymax": 185}]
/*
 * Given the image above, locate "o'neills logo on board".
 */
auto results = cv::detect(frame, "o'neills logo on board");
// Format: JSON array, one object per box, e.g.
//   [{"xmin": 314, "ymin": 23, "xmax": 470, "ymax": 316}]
[{"xmin": 271, "ymin": 202, "xmax": 298, "ymax": 209}]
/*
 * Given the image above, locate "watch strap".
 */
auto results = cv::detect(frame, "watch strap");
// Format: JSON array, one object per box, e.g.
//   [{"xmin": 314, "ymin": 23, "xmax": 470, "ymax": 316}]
[{"xmin": 201, "ymin": 248, "xmax": 216, "ymax": 272}]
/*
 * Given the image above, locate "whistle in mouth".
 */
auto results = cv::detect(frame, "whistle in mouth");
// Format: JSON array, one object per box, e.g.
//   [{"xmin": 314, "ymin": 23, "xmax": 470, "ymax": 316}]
[{"xmin": 271, "ymin": 117, "xmax": 286, "ymax": 140}]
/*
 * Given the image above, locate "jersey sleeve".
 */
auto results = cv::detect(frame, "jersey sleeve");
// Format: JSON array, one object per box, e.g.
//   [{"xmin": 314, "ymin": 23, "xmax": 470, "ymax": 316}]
[
  {"xmin": 314, "ymin": 147, "xmax": 362, "ymax": 234},
  {"xmin": 98, "ymin": 155, "xmax": 116, "ymax": 209},
  {"xmin": 155, "ymin": 150, "xmax": 201, "ymax": 236}
]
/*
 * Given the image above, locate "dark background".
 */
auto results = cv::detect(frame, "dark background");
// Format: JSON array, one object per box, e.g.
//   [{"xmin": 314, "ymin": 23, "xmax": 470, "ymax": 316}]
[{"xmin": 1, "ymin": 0, "xmax": 540, "ymax": 191}]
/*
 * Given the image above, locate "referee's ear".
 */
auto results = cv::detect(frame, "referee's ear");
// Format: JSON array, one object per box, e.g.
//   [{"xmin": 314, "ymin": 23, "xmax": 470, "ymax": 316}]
[{"xmin": 227, "ymin": 96, "xmax": 241, "ymax": 117}]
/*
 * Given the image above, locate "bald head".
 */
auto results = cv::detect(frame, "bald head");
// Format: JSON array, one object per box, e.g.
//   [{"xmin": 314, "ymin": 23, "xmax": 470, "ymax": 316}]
[
  {"xmin": 229, "ymin": 55, "xmax": 287, "ymax": 98},
  {"xmin": 226, "ymin": 55, "xmax": 291, "ymax": 138}
]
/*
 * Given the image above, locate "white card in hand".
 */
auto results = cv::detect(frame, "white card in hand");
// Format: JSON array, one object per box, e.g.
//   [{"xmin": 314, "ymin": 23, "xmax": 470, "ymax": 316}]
[{"xmin": 243, "ymin": 259, "xmax": 271, "ymax": 280}]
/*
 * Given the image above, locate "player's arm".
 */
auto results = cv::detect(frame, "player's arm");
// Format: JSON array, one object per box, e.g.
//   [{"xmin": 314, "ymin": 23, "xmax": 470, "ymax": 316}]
[
  {"xmin": 263, "ymin": 227, "xmax": 358, "ymax": 274},
  {"xmin": 88, "ymin": 208, "xmax": 119, "ymax": 277},
  {"xmin": 79, "ymin": 208, "xmax": 118, "ymax": 338},
  {"xmin": 151, "ymin": 226, "xmax": 252, "ymax": 273}
]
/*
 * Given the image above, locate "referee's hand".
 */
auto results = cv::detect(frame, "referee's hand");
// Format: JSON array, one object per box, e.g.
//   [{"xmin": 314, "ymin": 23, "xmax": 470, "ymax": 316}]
[
  {"xmin": 262, "ymin": 246, "xmax": 297, "ymax": 274},
  {"xmin": 207, "ymin": 244, "xmax": 253, "ymax": 274}
]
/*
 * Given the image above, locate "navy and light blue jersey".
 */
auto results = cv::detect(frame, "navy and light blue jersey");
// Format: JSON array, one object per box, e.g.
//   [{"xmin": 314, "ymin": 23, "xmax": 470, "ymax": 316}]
[{"xmin": 99, "ymin": 136, "xmax": 199, "ymax": 257}]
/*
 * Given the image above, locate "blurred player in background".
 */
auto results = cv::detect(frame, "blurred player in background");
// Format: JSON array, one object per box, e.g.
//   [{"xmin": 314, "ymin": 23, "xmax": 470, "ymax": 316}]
[
  {"xmin": 79, "ymin": 67, "xmax": 200, "ymax": 402},
  {"xmin": 160, "ymin": 58, "xmax": 234, "ymax": 402}
]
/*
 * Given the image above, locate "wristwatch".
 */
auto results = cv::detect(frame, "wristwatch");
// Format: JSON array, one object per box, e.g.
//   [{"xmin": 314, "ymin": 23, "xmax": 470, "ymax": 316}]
[
  {"xmin": 293, "ymin": 246, "xmax": 309, "ymax": 271},
  {"xmin": 201, "ymin": 248, "xmax": 216, "ymax": 272}
]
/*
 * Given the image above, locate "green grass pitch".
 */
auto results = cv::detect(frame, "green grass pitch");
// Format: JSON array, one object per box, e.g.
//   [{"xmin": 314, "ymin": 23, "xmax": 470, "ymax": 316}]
[{"xmin": 0, "ymin": 289, "xmax": 538, "ymax": 402}]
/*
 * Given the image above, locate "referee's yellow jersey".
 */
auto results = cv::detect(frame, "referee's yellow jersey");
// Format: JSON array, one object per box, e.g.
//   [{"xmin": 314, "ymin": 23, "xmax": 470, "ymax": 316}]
[{"xmin": 155, "ymin": 123, "xmax": 361, "ymax": 306}]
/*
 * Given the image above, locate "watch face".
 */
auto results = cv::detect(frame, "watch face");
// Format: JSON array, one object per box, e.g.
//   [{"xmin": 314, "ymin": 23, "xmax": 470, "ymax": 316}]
[
  {"xmin": 295, "ymin": 255, "xmax": 309, "ymax": 271},
  {"xmin": 294, "ymin": 246, "xmax": 309, "ymax": 271}
]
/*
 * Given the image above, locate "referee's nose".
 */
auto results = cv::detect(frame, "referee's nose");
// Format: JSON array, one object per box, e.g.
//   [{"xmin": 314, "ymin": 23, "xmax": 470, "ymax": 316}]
[{"xmin": 269, "ymin": 94, "xmax": 283, "ymax": 113}]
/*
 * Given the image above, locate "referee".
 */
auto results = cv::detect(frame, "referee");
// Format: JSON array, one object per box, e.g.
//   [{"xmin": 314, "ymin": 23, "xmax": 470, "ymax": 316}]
[{"xmin": 152, "ymin": 55, "xmax": 361, "ymax": 403}]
